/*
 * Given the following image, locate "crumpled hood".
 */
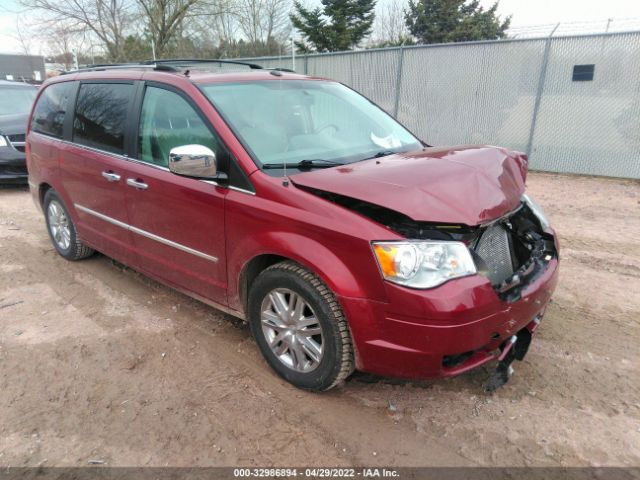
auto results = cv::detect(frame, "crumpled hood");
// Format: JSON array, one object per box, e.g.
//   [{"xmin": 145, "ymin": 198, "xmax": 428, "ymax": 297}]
[
  {"xmin": 0, "ymin": 113, "xmax": 29, "ymax": 137},
  {"xmin": 290, "ymin": 145, "xmax": 528, "ymax": 226}
]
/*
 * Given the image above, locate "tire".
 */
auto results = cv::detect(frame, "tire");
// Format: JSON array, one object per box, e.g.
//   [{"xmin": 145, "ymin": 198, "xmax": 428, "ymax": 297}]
[
  {"xmin": 43, "ymin": 189, "xmax": 95, "ymax": 261},
  {"xmin": 248, "ymin": 261, "xmax": 354, "ymax": 391}
]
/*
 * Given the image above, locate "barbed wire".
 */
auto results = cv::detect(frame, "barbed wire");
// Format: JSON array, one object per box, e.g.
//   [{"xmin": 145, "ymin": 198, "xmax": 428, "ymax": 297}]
[{"xmin": 507, "ymin": 17, "xmax": 640, "ymax": 38}]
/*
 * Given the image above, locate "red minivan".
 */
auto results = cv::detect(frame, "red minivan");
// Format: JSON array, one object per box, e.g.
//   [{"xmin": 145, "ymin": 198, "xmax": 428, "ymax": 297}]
[{"xmin": 26, "ymin": 60, "xmax": 559, "ymax": 391}]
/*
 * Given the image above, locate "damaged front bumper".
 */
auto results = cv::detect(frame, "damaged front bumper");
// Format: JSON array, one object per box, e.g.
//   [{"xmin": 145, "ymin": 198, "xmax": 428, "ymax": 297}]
[
  {"xmin": 484, "ymin": 317, "xmax": 540, "ymax": 392},
  {"xmin": 337, "ymin": 246, "xmax": 559, "ymax": 387}
]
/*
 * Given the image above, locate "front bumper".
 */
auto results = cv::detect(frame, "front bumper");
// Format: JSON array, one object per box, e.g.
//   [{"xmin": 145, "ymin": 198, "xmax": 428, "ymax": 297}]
[
  {"xmin": 339, "ymin": 257, "xmax": 559, "ymax": 380},
  {"xmin": 0, "ymin": 147, "xmax": 27, "ymax": 183}
]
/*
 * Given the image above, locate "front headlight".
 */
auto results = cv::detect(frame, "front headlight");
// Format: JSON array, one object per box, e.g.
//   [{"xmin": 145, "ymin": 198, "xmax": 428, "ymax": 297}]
[
  {"xmin": 0, "ymin": 136, "xmax": 8, "ymax": 147},
  {"xmin": 372, "ymin": 241, "xmax": 477, "ymax": 289},
  {"xmin": 522, "ymin": 194, "xmax": 550, "ymax": 229}
]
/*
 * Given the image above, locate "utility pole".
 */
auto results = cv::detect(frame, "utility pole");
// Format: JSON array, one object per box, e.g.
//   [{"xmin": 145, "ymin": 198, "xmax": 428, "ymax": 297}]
[{"xmin": 291, "ymin": 37, "xmax": 295, "ymax": 71}]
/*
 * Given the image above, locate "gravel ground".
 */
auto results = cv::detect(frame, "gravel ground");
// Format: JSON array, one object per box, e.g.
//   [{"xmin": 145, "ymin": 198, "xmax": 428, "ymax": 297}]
[{"xmin": 0, "ymin": 172, "xmax": 639, "ymax": 467}]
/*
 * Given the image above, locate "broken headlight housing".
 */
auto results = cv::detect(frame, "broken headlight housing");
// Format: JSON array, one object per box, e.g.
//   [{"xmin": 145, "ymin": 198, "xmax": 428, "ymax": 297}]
[
  {"xmin": 372, "ymin": 241, "xmax": 477, "ymax": 289},
  {"xmin": 522, "ymin": 194, "xmax": 550, "ymax": 230}
]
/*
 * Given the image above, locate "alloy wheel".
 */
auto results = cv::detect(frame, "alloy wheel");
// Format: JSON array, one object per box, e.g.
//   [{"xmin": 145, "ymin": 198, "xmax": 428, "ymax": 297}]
[
  {"xmin": 260, "ymin": 288, "xmax": 324, "ymax": 372},
  {"xmin": 47, "ymin": 200, "xmax": 71, "ymax": 251}
]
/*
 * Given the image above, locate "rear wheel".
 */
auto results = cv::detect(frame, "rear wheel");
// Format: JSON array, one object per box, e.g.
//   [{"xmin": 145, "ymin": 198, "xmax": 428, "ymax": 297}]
[
  {"xmin": 248, "ymin": 261, "xmax": 354, "ymax": 391},
  {"xmin": 44, "ymin": 190, "xmax": 94, "ymax": 261}
]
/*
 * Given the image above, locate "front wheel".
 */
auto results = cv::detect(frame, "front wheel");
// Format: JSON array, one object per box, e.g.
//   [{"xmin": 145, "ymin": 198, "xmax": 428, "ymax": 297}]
[{"xmin": 248, "ymin": 261, "xmax": 354, "ymax": 391}]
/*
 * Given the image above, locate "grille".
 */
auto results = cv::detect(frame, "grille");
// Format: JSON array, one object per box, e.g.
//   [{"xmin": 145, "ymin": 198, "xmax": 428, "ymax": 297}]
[
  {"xmin": 0, "ymin": 165, "xmax": 27, "ymax": 175},
  {"xmin": 475, "ymin": 224, "xmax": 514, "ymax": 285},
  {"xmin": 7, "ymin": 134, "xmax": 26, "ymax": 152},
  {"xmin": 7, "ymin": 134, "xmax": 25, "ymax": 143}
]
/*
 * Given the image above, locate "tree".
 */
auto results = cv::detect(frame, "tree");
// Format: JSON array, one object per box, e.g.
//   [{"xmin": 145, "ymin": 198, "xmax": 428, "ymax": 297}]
[
  {"xmin": 404, "ymin": 0, "xmax": 510, "ymax": 44},
  {"xmin": 182, "ymin": 0, "xmax": 289, "ymax": 58},
  {"xmin": 122, "ymin": 34, "xmax": 153, "ymax": 60},
  {"xmin": 291, "ymin": 0, "xmax": 376, "ymax": 52},
  {"xmin": 369, "ymin": 0, "xmax": 413, "ymax": 47},
  {"xmin": 46, "ymin": 21, "xmax": 80, "ymax": 69},
  {"xmin": 13, "ymin": 15, "xmax": 35, "ymax": 55},
  {"xmin": 236, "ymin": 0, "xmax": 290, "ymax": 51},
  {"xmin": 135, "ymin": 0, "xmax": 202, "ymax": 58},
  {"xmin": 18, "ymin": 0, "xmax": 133, "ymax": 61}
]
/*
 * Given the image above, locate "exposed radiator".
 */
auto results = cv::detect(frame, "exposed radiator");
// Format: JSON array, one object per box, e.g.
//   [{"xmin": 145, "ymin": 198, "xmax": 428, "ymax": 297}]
[{"xmin": 475, "ymin": 224, "xmax": 514, "ymax": 285}]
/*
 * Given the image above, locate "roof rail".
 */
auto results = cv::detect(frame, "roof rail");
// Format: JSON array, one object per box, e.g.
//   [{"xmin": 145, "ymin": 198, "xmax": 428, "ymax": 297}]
[
  {"xmin": 60, "ymin": 58, "xmax": 263, "ymax": 76},
  {"xmin": 142, "ymin": 59, "xmax": 263, "ymax": 70},
  {"xmin": 60, "ymin": 63, "xmax": 180, "ymax": 75},
  {"xmin": 269, "ymin": 67, "xmax": 295, "ymax": 73}
]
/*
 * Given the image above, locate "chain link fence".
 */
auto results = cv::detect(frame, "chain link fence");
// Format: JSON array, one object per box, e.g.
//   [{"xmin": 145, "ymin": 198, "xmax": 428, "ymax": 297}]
[{"xmin": 238, "ymin": 30, "xmax": 640, "ymax": 179}]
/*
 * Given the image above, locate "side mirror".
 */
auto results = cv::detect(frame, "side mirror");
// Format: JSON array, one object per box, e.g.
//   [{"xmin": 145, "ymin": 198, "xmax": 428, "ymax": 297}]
[{"xmin": 168, "ymin": 144, "xmax": 228, "ymax": 181}]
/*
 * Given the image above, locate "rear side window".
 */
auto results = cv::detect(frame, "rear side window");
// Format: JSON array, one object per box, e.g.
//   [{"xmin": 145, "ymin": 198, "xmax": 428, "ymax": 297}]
[
  {"xmin": 31, "ymin": 82, "xmax": 74, "ymax": 138},
  {"xmin": 73, "ymin": 83, "xmax": 133, "ymax": 154}
]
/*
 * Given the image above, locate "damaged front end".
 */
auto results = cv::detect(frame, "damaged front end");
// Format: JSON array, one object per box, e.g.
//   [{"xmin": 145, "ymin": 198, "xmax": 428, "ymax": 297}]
[
  {"xmin": 306, "ymin": 187, "xmax": 557, "ymax": 301},
  {"xmin": 303, "ymin": 187, "xmax": 558, "ymax": 390},
  {"xmin": 469, "ymin": 201, "xmax": 557, "ymax": 302},
  {"xmin": 384, "ymin": 202, "xmax": 557, "ymax": 301}
]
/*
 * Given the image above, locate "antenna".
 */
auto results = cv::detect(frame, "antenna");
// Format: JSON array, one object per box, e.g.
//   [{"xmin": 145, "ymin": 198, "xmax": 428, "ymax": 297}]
[{"xmin": 280, "ymin": 71, "xmax": 289, "ymax": 187}]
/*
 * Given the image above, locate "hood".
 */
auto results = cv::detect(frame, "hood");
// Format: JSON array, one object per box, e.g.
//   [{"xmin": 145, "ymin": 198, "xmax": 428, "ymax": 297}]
[
  {"xmin": 0, "ymin": 113, "xmax": 29, "ymax": 137},
  {"xmin": 290, "ymin": 145, "xmax": 528, "ymax": 226}
]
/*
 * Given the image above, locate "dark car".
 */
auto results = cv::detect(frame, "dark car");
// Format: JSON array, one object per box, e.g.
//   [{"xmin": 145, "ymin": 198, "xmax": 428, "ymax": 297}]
[
  {"xmin": 0, "ymin": 80, "xmax": 38, "ymax": 183},
  {"xmin": 26, "ymin": 61, "xmax": 559, "ymax": 392}
]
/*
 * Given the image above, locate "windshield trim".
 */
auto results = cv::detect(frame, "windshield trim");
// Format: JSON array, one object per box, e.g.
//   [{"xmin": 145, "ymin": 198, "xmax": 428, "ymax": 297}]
[{"xmin": 197, "ymin": 79, "xmax": 427, "ymax": 173}]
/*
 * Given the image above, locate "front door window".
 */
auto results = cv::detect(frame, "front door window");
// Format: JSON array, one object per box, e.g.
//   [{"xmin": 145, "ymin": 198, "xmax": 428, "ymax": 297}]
[{"xmin": 138, "ymin": 86, "xmax": 225, "ymax": 168}]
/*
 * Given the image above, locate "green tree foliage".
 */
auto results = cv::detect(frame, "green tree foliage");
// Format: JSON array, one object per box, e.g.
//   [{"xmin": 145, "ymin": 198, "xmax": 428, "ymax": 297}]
[
  {"xmin": 368, "ymin": 36, "xmax": 415, "ymax": 48},
  {"xmin": 405, "ymin": 0, "xmax": 510, "ymax": 44},
  {"xmin": 291, "ymin": 0, "xmax": 376, "ymax": 52},
  {"xmin": 122, "ymin": 35, "xmax": 153, "ymax": 61}
]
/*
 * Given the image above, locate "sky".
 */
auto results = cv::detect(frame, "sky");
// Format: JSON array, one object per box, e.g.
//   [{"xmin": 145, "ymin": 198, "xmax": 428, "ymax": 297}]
[
  {"xmin": 492, "ymin": 0, "xmax": 640, "ymax": 26},
  {"xmin": 1, "ymin": 0, "xmax": 640, "ymax": 55}
]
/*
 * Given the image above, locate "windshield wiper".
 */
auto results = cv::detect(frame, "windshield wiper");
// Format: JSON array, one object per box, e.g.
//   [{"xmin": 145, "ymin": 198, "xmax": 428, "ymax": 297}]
[
  {"xmin": 298, "ymin": 159, "xmax": 344, "ymax": 168},
  {"xmin": 363, "ymin": 150, "xmax": 397, "ymax": 160},
  {"xmin": 262, "ymin": 159, "xmax": 345, "ymax": 170}
]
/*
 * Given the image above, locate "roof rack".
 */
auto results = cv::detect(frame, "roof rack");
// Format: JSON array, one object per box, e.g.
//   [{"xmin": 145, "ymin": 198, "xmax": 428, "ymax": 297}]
[
  {"xmin": 144, "ymin": 59, "xmax": 263, "ymax": 70},
  {"xmin": 61, "ymin": 58, "xmax": 263, "ymax": 75},
  {"xmin": 269, "ymin": 67, "xmax": 295, "ymax": 73},
  {"xmin": 60, "ymin": 63, "xmax": 180, "ymax": 75}
]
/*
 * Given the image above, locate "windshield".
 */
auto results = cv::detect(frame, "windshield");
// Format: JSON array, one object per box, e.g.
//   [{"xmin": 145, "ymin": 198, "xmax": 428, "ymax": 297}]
[
  {"xmin": 0, "ymin": 86, "xmax": 37, "ymax": 116},
  {"xmin": 200, "ymin": 80, "xmax": 422, "ymax": 168}
]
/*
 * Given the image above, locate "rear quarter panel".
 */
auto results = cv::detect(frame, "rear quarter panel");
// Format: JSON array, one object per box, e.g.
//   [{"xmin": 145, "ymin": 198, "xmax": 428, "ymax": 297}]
[{"xmin": 26, "ymin": 132, "xmax": 62, "ymax": 210}]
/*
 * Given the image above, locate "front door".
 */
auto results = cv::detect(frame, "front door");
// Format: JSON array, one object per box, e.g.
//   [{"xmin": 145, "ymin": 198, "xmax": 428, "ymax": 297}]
[{"xmin": 123, "ymin": 84, "xmax": 228, "ymax": 305}]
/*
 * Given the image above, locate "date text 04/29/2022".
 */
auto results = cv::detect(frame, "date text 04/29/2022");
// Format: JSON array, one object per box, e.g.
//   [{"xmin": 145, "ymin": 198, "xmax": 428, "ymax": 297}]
[{"xmin": 233, "ymin": 468, "xmax": 400, "ymax": 477}]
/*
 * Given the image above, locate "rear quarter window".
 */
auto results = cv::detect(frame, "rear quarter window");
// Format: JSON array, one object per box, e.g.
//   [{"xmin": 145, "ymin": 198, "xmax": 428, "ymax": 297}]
[
  {"xmin": 31, "ymin": 82, "xmax": 75, "ymax": 138},
  {"xmin": 73, "ymin": 83, "xmax": 133, "ymax": 155}
]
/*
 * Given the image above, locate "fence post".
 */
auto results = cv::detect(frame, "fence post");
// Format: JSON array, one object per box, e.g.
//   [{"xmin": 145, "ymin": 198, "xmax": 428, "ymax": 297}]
[
  {"xmin": 393, "ymin": 46, "xmax": 405, "ymax": 118},
  {"xmin": 304, "ymin": 55, "xmax": 308, "ymax": 75},
  {"xmin": 526, "ymin": 23, "xmax": 560, "ymax": 157}
]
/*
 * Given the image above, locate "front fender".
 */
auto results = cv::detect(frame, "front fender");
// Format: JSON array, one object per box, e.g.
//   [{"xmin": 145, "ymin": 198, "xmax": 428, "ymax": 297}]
[{"xmin": 227, "ymin": 230, "xmax": 386, "ymax": 312}]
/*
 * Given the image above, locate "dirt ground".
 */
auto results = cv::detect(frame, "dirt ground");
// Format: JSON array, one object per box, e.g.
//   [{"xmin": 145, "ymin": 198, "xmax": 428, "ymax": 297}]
[{"xmin": 0, "ymin": 172, "xmax": 639, "ymax": 468}]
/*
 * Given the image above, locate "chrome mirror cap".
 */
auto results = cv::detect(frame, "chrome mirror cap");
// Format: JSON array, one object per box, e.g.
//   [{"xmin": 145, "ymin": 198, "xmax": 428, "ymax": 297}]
[{"xmin": 168, "ymin": 144, "xmax": 220, "ymax": 179}]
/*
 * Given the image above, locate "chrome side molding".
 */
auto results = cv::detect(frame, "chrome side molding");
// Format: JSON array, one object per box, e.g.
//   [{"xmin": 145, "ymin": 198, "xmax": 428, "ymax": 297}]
[{"xmin": 74, "ymin": 204, "xmax": 218, "ymax": 263}]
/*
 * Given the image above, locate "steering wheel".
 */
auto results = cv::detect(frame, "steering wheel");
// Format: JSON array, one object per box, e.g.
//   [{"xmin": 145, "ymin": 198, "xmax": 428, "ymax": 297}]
[{"xmin": 315, "ymin": 123, "xmax": 340, "ymax": 135}]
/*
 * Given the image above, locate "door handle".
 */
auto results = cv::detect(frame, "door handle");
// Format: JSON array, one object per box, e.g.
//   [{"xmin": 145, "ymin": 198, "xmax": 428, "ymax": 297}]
[
  {"xmin": 101, "ymin": 171, "xmax": 121, "ymax": 182},
  {"xmin": 126, "ymin": 178, "xmax": 149, "ymax": 190}
]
